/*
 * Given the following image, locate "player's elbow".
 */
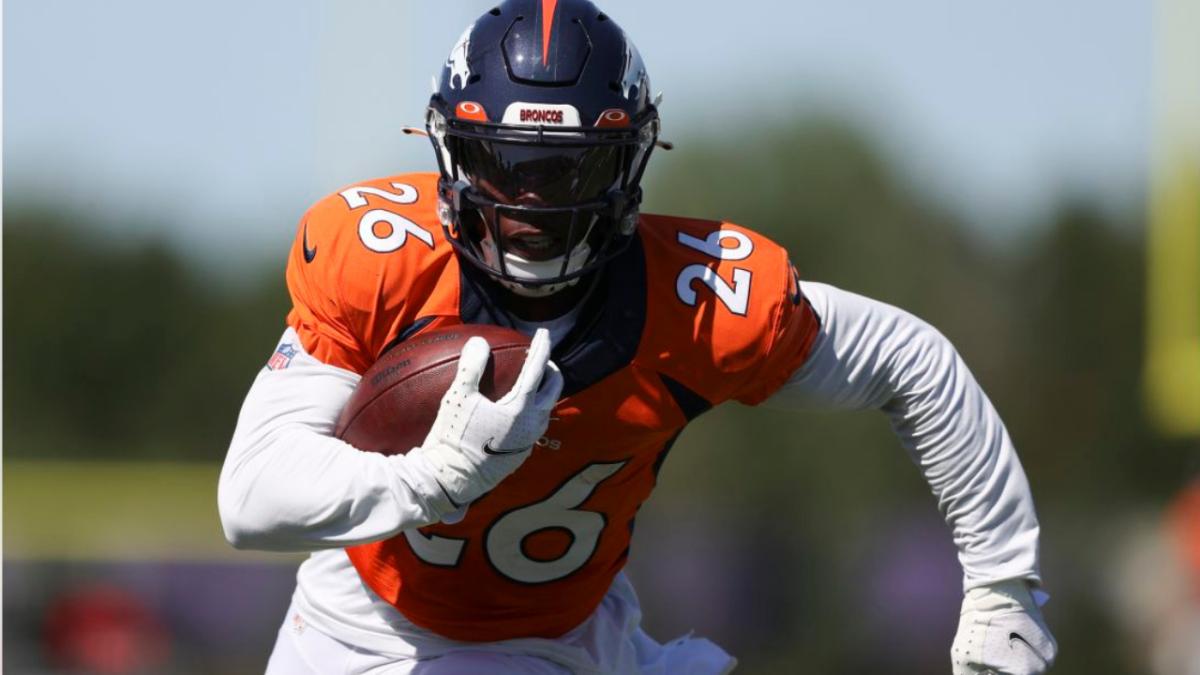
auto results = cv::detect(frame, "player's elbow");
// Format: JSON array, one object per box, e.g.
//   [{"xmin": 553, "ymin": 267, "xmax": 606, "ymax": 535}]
[
  {"xmin": 217, "ymin": 476, "xmax": 261, "ymax": 550},
  {"xmin": 219, "ymin": 490, "xmax": 297, "ymax": 551},
  {"xmin": 219, "ymin": 509, "xmax": 255, "ymax": 551},
  {"xmin": 217, "ymin": 459, "xmax": 287, "ymax": 551},
  {"xmin": 218, "ymin": 451, "xmax": 332, "ymax": 552},
  {"xmin": 221, "ymin": 519, "xmax": 258, "ymax": 551},
  {"xmin": 218, "ymin": 416, "xmax": 315, "ymax": 550}
]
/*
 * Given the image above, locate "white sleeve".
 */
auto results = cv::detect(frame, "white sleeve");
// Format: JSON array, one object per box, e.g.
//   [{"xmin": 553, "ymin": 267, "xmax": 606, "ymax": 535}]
[
  {"xmin": 764, "ymin": 282, "xmax": 1043, "ymax": 590},
  {"xmin": 217, "ymin": 328, "xmax": 453, "ymax": 552}
]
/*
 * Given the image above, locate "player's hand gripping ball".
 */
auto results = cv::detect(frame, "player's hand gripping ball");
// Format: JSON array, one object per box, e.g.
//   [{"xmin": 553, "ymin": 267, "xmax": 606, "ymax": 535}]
[{"xmin": 335, "ymin": 325, "xmax": 563, "ymax": 519}]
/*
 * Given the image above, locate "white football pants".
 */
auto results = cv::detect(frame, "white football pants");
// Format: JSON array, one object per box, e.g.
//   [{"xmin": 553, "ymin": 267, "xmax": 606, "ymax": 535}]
[
  {"xmin": 264, "ymin": 597, "xmax": 737, "ymax": 675},
  {"xmin": 266, "ymin": 616, "xmax": 573, "ymax": 674}
]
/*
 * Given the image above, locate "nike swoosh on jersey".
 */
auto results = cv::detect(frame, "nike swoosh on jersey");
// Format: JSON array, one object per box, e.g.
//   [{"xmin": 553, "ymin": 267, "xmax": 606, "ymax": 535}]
[{"xmin": 303, "ymin": 223, "xmax": 318, "ymax": 263}]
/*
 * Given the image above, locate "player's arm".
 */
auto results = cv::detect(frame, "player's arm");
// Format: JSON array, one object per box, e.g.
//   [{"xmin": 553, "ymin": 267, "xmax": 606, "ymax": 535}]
[
  {"xmin": 218, "ymin": 327, "xmax": 559, "ymax": 552},
  {"xmin": 764, "ymin": 282, "xmax": 1042, "ymax": 586},
  {"xmin": 761, "ymin": 281, "xmax": 1056, "ymax": 674},
  {"xmin": 217, "ymin": 330, "xmax": 452, "ymax": 551}
]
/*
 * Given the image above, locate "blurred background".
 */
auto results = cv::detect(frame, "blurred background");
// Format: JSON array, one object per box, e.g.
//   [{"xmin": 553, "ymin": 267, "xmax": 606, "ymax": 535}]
[{"xmin": 4, "ymin": 0, "xmax": 1198, "ymax": 673}]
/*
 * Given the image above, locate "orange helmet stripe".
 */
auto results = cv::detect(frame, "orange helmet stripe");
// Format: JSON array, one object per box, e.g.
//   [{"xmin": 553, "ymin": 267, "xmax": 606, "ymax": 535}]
[{"xmin": 541, "ymin": 0, "xmax": 558, "ymax": 66}]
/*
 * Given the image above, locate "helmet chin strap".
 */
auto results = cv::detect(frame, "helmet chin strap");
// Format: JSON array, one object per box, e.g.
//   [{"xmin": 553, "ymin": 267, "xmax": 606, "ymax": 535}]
[{"xmin": 482, "ymin": 240, "xmax": 593, "ymax": 298}]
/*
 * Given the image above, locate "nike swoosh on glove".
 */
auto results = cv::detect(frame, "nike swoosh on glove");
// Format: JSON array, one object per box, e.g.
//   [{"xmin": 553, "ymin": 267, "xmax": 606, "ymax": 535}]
[
  {"xmin": 952, "ymin": 579, "xmax": 1058, "ymax": 675},
  {"xmin": 409, "ymin": 328, "xmax": 563, "ymax": 522}
]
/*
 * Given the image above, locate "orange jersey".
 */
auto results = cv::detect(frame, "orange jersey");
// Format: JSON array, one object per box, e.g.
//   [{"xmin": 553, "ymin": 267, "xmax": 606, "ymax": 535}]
[{"xmin": 285, "ymin": 172, "xmax": 819, "ymax": 641}]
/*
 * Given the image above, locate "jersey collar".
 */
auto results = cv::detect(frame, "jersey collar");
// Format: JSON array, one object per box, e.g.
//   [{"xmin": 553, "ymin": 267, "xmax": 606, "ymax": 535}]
[{"xmin": 457, "ymin": 232, "xmax": 647, "ymax": 397}]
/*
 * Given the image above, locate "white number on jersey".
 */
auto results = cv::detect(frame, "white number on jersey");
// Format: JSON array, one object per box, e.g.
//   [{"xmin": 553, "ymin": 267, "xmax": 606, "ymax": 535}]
[
  {"xmin": 403, "ymin": 527, "xmax": 465, "ymax": 567},
  {"xmin": 674, "ymin": 228, "xmax": 755, "ymax": 315},
  {"xmin": 405, "ymin": 461, "xmax": 629, "ymax": 584},
  {"xmin": 357, "ymin": 209, "xmax": 434, "ymax": 252},
  {"xmin": 336, "ymin": 182, "xmax": 434, "ymax": 253},
  {"xmin": 676, "ymin": 229, "xmax": 754, "ymax": 261},
  {"xmin": 339, "ymin": 182, "xmax": 419, "ymax": 209},
  {"xmin": 676, "ymin": 265, "xmax": 752, "ymax": 316},
  {"xmin": 486, "ymin": 461, "xmax": 627, "ymax": 584}
]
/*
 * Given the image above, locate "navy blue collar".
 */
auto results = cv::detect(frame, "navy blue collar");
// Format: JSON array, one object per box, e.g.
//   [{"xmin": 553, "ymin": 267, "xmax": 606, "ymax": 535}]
[{"xmin": 457, "ymin": 235, "xmax": 647, "ymax": 397}]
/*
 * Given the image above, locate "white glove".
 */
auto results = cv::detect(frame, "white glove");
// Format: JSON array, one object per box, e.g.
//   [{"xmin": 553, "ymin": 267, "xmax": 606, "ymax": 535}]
[
  {"xmin": 952, "ymin": 579, "xmax": 1058, "ymax": 675},
  {"xmin": 409, "ymin": 328, "xmax": 562, "ymax": 521}
]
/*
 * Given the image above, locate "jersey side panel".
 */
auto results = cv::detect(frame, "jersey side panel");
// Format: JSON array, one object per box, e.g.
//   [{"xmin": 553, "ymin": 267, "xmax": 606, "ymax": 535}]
[{"xmin": 284, "ymin": 173, "xmax": 455, "ymax": 373}]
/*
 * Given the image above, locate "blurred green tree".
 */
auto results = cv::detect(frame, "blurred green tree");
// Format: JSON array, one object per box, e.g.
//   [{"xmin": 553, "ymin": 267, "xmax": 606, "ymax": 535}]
[{"xmin": 3, "ymin": 212, "xmax": 287, "ymax": 460}]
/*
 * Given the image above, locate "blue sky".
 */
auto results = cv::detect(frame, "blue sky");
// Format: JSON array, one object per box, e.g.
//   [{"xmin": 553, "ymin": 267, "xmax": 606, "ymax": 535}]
[{"xmin": 4, "ymin": 0, "xmax": 1150, "ymax": 264}]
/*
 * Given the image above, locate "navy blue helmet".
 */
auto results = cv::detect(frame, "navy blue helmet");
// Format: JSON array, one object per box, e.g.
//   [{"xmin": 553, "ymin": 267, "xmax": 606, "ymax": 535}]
[{"xmin": 426, "ymin": 0, "xmax": 660, "ymax": 296}]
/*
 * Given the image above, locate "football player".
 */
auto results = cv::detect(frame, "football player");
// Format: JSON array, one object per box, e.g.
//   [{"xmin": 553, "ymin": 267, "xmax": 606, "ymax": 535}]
[{"xmin": 218, "ymin": 1, "xmax": 1058, "ymax": 673}]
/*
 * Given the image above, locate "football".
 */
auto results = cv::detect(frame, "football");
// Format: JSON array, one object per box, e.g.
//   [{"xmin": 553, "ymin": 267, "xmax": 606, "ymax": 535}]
[{"xmin": 334, "ymin": 324, "xmax": 532, "ymax": 456}]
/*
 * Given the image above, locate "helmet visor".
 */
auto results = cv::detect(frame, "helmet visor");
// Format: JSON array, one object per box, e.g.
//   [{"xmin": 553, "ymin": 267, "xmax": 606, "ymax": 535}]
[{"xmin": 450, "ymin": 136, "xmax": 626, "ymax": 207}]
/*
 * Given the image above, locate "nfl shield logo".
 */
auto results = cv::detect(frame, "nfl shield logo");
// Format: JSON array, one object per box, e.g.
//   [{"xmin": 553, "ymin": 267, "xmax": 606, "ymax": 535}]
[{"xmin": 268, "ymin": 343, "xmax": 298, "ymax": 370}]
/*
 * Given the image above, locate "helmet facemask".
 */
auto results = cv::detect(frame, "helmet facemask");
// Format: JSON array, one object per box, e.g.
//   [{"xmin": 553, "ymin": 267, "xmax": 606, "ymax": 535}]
[{"xmin": 429, "ymin": 107, "xmax": 658, "ymax": 296}]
